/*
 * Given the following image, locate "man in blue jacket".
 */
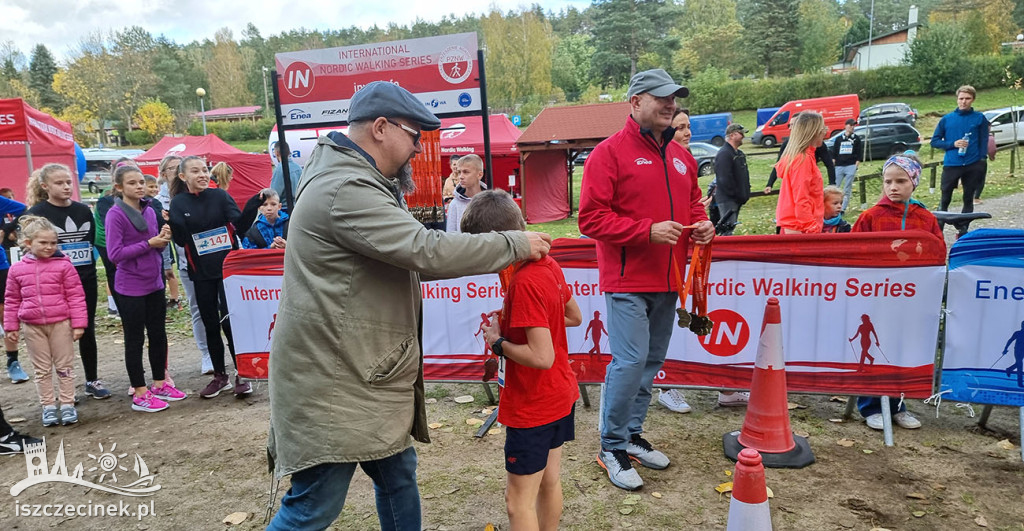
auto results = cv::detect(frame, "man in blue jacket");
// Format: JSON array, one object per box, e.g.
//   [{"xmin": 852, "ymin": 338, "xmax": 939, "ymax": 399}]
[{"xmin": 931, "ymin": 85, "xmax": 989, "ymax": 219}]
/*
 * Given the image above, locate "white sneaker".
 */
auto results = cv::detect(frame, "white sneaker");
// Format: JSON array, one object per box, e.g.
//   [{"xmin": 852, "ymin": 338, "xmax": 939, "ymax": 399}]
[
  {"xmin": 658, "ymin": 389, "xmax": 692, "ymax": 413},
  {"xmin": 597, "ymin": 449, "xmax": 643, "ymax": 491},
  {"xmin": 865, "ymin": 413, "xmax": 884, "ymax": 430},
  {"xmin": 894, "ymin": 411, "xmax": 921, "ymax": 429},
  {"xmin": 717, "ymin": 391, "xmax": 750, "ymax": 407}
]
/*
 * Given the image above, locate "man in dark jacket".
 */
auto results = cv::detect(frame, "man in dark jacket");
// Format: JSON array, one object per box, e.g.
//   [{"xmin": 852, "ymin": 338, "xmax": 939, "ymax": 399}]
[
  {"xmin": 831, "ymin": 119, "xmax": 863, "ymax": 212},
  {"xmin": 713, "ymin": 123, "xmax": 750, "ymax": 235}
]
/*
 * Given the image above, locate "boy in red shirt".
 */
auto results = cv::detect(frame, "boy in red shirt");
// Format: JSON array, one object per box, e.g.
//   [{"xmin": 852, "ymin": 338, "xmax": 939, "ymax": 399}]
[{"xmin": 463, "ymin": 190, "xmax": 583, "ymax": 531}]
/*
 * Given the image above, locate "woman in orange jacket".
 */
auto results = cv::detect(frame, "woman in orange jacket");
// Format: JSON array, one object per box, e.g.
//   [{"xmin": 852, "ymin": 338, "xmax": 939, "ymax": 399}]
[{"xmin": 775, "ymin": 112, "xmax": 828, "ymax": 234}]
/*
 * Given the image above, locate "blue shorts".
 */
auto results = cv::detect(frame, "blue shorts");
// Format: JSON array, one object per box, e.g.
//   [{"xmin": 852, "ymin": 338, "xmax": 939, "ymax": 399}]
[{"xmin": 504, "ymin": 407, "xmax": 575, "ymax": 475}]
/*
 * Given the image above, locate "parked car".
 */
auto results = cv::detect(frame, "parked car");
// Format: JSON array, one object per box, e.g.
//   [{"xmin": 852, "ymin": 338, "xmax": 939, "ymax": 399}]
[
  {"xmin": 752, "ymin": 94, "xmax": 860, "ymax": 148},
  {"xmin": 824, "ymin": 123, "xmax": 922, "ymax": 161},
  {"xmin": 81, "ymin": 148, "xmax": 140, "ymax": 193},
  {"xmin": 688, "ymin": 142, "xmax": 719, "ymax": 176},
  {"xmin": 983, "ymin": 106, "xmax": 1024, "ymax": 146},
  {"xmin": 858, "ymin": 103, "xmax": 918, "ymax": 126},
  {"xmin": 689, "ymin": 113, "xmax": 732, "ymax": 146}
]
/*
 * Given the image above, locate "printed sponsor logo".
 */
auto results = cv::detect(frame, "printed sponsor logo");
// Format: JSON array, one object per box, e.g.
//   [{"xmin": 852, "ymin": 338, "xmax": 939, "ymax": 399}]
[
  {"xmin": 441, "ymin": 124, "xmax": 466, "ymax": 140},
  {"xmin": 320, "ymin": 109, "xmax": 348, "ymax": 116},
  {"xmin": 12, "ymin": 438, "xmax": 160, "ymax": 497},
  {"xmin": 673, "ymin": 157, "xmax": 687, "ymax": 175},
  {"xmin": 698, "ymin": 309, "xmax": 750, "ymax": 357},
  {"xmin": 634, "ymin": 157, "xmax": 653, "ymax": 166},
  {"xmin": 438, "ymin": 45, "xmax": 473, "ymax": 84},
  {"xmin": 288, "ymin": 109, "xmax": 312, "ymax": 120},
  {"xmin": 458, "ymin": 93, "xmax": 473, "ymax": 108},
  {"xmin": 283, "ymin": 61, "xmax": 315, "ymax": 98}
]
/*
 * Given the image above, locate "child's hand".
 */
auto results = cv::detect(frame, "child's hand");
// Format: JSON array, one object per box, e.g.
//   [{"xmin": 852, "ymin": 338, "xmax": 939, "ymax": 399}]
[
  {"xmin": 148, "ymin": 233, "xmax": 171, "ymax": 249},
  {"xmin": 480, "ymin": 310, "xmax": 502, "ymax": 345},
  {"xmin": 271, "ymin": 237, "xmax": 286, "ymax": 249},
  {"xmin": 72, "ymin": 328, "xmax": 84, "ymax": 341},
  {"xmin": 5, "ymin": 331, "xmax": 17, "ymax": 343},
  {"xmin": 160, "ymin": 225, "xmax": 172, "ymax": 238}
]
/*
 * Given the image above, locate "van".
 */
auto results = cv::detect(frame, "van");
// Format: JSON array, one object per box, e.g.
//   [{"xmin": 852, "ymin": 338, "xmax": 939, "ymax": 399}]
[
  {"xmin": 751, "ymin": 94, "xmax": 860, "ymax": 148},
  {"xmin": 689, "ymin": 112, "xmax": 732, "ymax": 146}
]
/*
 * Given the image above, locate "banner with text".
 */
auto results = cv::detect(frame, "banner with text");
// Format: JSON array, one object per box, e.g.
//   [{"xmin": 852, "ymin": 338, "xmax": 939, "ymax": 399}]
[
  {"xmin": 274, "ymin": 32, "xmax": 480, "ymax": 127},
  {"xmin": 224, "ymin": 233, "xmax": 946, "ymax": 397},
  {"xmin": 940, "ymin": 229, "xmax": 1024, "ymax": 406}
]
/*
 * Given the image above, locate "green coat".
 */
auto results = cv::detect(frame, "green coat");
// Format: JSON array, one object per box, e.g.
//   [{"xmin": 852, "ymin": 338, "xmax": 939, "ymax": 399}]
[{"xmin": 267, "ymin": 135, "xmax": 530, "ymax": 477}]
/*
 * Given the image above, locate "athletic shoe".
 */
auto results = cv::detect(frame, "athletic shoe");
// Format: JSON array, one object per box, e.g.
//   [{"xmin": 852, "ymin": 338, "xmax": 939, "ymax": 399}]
[
  {"xmin": 42, "ymin": 406, "xmax": 59, "ymax": 427},
  {"xmin": 865, "ymin": 413, "xmax": 884, "ymax": 430},
  {"xmin": 199, "ymin": 373, "xmax": 231, "ymax": 398},
  {"xmin": 151, "ymin": 382, "xmax": 186, "ymax": 401},
  {"xmin": 233, "ymin": 376, "xmax": 252, "ymax": 397},
  {"xmin": 59, "ymin": 405, "xmax": 78, "ymax": 425},
  {"xmin": 0, "ymin": 430, "xmax": 43, "ymax": 455},
  {"xmin": 7, "ymin": 360, "xmax": 29, "ymax": 384},
  {"xmin": 85, "ymin": 380, "xmax": 111, "ymax": 399},
  {"xmin": 627, "ymin": 434, "xmax": 670, "ymax": 470},
  {"xmin": 658, "ymin": 389, "xmax": 692, "ymax": 413},
  {"xmin": 597, "ymin": 448, "xmax": 643, "ymax": 491},
  {"xmin": 717, "ymin": 392, "xmax": 750, "ymax": 407},
  {"xmin": 132, "ymin": 391, "xmax": 169, "ymax": 413},
  {"xmin": 894, "ymin": 411, "xmax": 922, "ymax": 429}
]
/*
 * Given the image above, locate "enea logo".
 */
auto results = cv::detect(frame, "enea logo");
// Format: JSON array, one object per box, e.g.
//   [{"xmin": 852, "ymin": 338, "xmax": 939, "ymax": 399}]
[
  {"xmin": 283, "ymin": 61, "xmax": 315, "ymax": 98},
  {"xmin": 438, "ymin": 45, "xmax": 472, "ymax": 84},
  {"xmin": 441, "ymin": 123, "xmax": 466, "ymax": 140},
  {"xmin": 634, "ymin": 157, "xmax": 653, "ymax": 166},
  {"xmin": 288, "ymin": 109, "xmax": 312, "ymax": 121},
  {"xmin": 698, "ymin": 309, "xmax": 750, "ymax": 357}
]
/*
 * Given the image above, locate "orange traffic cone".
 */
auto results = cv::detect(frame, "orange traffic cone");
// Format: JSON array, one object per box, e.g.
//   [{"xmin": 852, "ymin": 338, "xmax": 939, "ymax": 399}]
[
  {"xmin": 726, "ymin": 448, "xmax": 772, "ymax": 531},
  {"xmin": 723, "ymin": 297, "xmax": 815, "ymax": 468}
]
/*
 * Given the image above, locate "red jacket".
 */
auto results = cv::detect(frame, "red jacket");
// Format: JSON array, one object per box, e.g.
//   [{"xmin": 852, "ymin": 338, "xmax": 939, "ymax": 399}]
[
  {"xmin": 579, "ymin": 117, "xmax": 707, "ymax": 292},
  {"xmin": 852, "ymin": 195, "xmax": 945, "ymax": 245}
]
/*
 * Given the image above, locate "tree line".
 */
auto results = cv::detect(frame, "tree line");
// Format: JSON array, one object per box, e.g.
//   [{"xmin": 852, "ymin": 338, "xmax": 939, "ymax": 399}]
[{"xmin": 0, "ymin": 0, "xmax": 1021, "ymax": 145}]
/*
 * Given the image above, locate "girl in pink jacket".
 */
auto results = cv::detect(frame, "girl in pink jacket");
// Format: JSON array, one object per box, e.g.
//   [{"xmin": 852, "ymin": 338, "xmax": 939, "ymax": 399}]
[{"xmin": 4, "ymin": 216, "xmax": 87, "ymax": 427}]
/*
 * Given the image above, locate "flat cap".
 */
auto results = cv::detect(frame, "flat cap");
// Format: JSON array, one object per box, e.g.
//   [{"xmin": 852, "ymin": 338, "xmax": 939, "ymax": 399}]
[
  {"xmin": 627, "ymin": 69, "xmax": 689, "ymax": 99},
  {"xmin": 348, "ymin": 81, "xmax": 442, "ymax": 131},
  {"xmin": 726, "ymin": 123, "xmax": 748, "ymax": 135}
]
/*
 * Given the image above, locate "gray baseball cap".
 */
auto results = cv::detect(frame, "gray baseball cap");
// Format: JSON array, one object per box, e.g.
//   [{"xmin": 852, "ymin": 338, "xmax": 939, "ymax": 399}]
[
  {"xmin": 726, "ymin": 123, "xmax": 748, "ymax": 135},
  {"xmin": 627, "ymin": 69, "xmax": 689, "ymax": 99},
  {"xmin": 348, "ymin": 81, "xmax": 442, "ymax": 131}
]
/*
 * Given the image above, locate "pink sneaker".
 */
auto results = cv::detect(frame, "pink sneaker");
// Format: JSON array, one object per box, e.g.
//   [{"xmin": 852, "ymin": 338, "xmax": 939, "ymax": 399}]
[
  {"xmin": 151, "ymin": 382, "xmax": 187, "ymax": 401},
  {"xmin": 132, "ymin": 391, "xmax": 169, "ymax": 413}
]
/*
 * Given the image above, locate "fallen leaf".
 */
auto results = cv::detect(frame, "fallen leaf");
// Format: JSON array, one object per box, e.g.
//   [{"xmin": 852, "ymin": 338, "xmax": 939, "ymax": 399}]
[
  {"xmin": 837, "ymin": 438, "xmax": 856, "ymax": 447},
  {"xmin": 622, "ymin": 494, "xmax": 641, "ymax": 505},
  {"xmin": 765, "ymin": 486, "xmax": 774, "ymax": 498},
  {"xmin": 223, "ymin": 512, "xmax": 248, "ymax": 525},
  {"xmin": 787, "ymin": 402, "xmax": 807, "ymax": 410},
  {"xmin": 912, "ymin": 510, "xmax": 926, "ymax": 517},
  {"xmin": 466, "ymin": 418, "xmax": 484, "ymax": 426},
  {"xmin": 428, "ymin": 422, "xmax": 443, "ymax": 429},
  {"xmin": 829, "ymin": 418, "xmax": 844, "ymax": 423},
  {"xmin": 651, "ymin": 492, "xmax": 663, "ymax": 499},
  {"xmin": 453, "ymin": 395, "xmax": 474, "ymax": 404},
  {"xmin": 619, "ymin": 507, "xmax": 634, "ymax": 515},
  {"xmin": 975, "ymin": 515, "xmax": 988, "ymax": 527},
  {"xmin": 425, "ymin": 398, "xmax": 437, "ymax": 404},
  {"xmin": 8, "ymin": 417, "xmax": 25, "ymax": 423},
  {"xmin": 488, "ymin": 428, "xmax": 500, "ymax": 435},
  {"xmin": 996, "ymin": 439, "xmax": 1015, "ymax": 450},
  {"xmin": 863, "ymin": 449, "xmax": 874, "ymax": 454},
  {"xmin": 715, "ymin": 481, "xmax": 734, "ymax": 494},
  {"xmin": 906, "ymin": 492, "xmax": 926, "ymax": 500},
  {"xmin": 481, "ymin": 407, "xmax": 494, "ymax": 415},
  {"xmin": 829, "ymin": 396, "xmax": 848, "ymax": 403},
  {"xmin": 932, "ymin": 483, "xmax": 946, "ymax": 491},
  {"xmin": 724, "ymin": 470, "xmax": 732, "ymax": 477},
  {"xmin": 485, "ymin": 524, "xmax": 495, "ymax": 531},
  {"xmin": 444, "ymin": 487, "xmax": 460, "ymax": 495},
  {"xmin": 567, "ymin": 456, "xmax": 578, "ymax": 461}
]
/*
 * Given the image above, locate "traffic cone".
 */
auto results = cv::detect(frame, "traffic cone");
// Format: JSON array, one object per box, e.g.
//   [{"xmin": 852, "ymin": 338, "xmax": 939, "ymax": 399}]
[
  {"xmin": 723, "ymin": 297, "xmax": 815, "ymax": 468},
  {"xmin": 726, "ymin": 448, "xmax": 772, "ymax": 531}
]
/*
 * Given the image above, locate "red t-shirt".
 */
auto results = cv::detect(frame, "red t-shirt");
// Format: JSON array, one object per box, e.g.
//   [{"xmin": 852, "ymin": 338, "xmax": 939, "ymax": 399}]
[{"xmin": 496, "ymin": 256, "xmax": 579, "ymax": 429}]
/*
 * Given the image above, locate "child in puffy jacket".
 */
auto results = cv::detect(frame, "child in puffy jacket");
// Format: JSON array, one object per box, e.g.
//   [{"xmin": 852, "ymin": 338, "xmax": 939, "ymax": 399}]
[{"xmin": 3, "ymin": 216, "xmax": 87, "ymax": 427}]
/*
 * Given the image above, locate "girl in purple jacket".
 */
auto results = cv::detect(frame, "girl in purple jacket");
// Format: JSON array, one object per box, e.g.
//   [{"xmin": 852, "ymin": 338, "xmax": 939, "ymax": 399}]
[
  {"xmin": 4, "ymin": 216, "xmax": 87, "ymax": 427},
  {"xmin": 106, "ymin": 166, "xmax": 186, "ymax": 413}
]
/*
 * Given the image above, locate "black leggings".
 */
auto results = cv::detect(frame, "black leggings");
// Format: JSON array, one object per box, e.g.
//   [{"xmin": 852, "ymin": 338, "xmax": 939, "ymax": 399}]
[
  {"xmin": 96, "ymin": 245, "xmax": 122, "ymax": 312},
  {"xmin": 121, "ymin": 289, "xmax": 167, "ymax": 389},
  {"xmin": 193, "ymin": 278, "xmax": 235, "ymax": 375},
  {"xmin": 78, "ymin": 270, "xmax": 99, "ymax": 382},
  {"xmin": 939, "ymin": 160, "xmax": 985, "ymax": 213}
]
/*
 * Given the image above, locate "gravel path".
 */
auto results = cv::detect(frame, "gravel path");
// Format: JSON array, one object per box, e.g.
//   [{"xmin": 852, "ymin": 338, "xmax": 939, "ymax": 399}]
[{"xmin": 938, "ymin": 189, "xmax": 1024, "ymax": 247}]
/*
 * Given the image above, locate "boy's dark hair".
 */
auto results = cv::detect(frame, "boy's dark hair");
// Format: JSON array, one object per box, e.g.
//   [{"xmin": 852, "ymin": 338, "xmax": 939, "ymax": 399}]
[{"xmin": 459, "ymin": 189, "xmax": 525, "ymax": 234}]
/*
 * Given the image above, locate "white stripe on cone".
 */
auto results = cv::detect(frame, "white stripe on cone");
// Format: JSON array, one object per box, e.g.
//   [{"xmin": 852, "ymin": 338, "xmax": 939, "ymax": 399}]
[{"xmin": 727, "ymin": 499, "xmax": 772, "ymax": 531}]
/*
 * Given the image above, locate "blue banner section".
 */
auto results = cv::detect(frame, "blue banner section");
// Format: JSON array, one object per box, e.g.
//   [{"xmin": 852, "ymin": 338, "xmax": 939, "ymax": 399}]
[{"xmin": 941, "ymin": 229, "xmax": 1024, "ymax": 407}]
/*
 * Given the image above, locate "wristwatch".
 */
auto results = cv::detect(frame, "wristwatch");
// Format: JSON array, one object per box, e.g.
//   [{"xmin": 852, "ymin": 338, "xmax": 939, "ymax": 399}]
[{"xmin": 491, "ymin": 337, "xmax": 506, "ymax": 357}]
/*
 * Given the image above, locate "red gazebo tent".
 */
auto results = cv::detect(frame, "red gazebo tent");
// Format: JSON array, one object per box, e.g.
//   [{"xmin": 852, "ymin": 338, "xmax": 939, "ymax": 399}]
[
  {"xmin": 0, "ymin": 98, "xmax": 80, "ymax": 201},
  {"xmin": 135, "ymin": 135, "xmax": 273, "ymax": 207}
]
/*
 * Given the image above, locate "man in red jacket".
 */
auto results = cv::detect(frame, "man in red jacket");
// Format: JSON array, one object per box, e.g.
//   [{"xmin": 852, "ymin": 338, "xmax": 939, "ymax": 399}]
[{"xmin": 579, "ymin": 69, "xmax": 714, "ymax": 491}]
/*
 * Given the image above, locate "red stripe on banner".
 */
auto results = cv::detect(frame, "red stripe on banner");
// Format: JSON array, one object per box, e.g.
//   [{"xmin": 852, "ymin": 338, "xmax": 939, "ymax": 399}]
[
  {"xmin": 223, "ymin": 249, "xmax": 286, "ymax": 277},
  {"xmin": 237, "ymin": 352, "xmax": 269, "ymax": 380}
]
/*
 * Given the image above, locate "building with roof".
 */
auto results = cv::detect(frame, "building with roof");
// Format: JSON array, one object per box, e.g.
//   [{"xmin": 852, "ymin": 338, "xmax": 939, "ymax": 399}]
[
  {"xmin": 835, "ymin": 6, "xmax": 919, "ymax": 72},
  {"xmin": 195, "ymin": 105, "xmax": 263, "ymax": 123}
]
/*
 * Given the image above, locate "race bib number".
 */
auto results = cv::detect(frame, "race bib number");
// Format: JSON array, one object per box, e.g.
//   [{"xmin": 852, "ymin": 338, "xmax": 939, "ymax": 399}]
[
  {"xmin": 497, "ymin": 356, "xmax": 506, "ymax": 388},
  {"xmin": 839, "ymin": 141, "xmax": 853, "ymax": 155},
  {"xmin": 59, "ymin": 242, "xmax": 93, "ymax": 267},
  {"xmin": 192, "ymin": 226, "xmax": 232, "ymax": 256}
]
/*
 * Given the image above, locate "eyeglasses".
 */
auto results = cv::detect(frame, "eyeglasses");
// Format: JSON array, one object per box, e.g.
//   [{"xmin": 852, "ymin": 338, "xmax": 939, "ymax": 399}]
[{"xmin": 387, "ymin": 119, "xmax": 421, "ymax": 146}]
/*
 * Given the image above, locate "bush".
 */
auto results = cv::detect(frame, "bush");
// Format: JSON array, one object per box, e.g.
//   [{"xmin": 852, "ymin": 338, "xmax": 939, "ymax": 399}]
[{"xmin": 124, "ymin": 129, "xmax": 153, "ymax": 146}]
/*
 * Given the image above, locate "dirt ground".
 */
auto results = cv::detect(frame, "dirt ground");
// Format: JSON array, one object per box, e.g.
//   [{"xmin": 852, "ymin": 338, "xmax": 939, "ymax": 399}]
[{"xmin": 0, "ymin": 320, "xmax": 1021, "ymax": 531}]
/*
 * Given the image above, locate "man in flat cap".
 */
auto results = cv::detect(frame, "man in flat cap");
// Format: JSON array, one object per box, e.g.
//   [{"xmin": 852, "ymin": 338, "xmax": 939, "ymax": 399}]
[
  {"xmin": 579, "ymin": 69, "xmax": 714, "ymax": 491},
  {"xmin": 266, "ymin": 81, "xmax": 552, "ymax": 530}
]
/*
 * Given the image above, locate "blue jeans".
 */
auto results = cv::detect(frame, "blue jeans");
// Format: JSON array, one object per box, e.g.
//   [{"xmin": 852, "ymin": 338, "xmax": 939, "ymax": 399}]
[
  {"xmin": 600, "ymin": 292, "xmax": 677, "ymax": 451},
  {"xmin": 835, "ymin": 164, "xmax": 857, "ymax": 211},
  {"xmin": 267, "ymin": 446, "xmax": 421, "ymax": 531},
  {"xmin": 857, "ymin": 396, "xmax": 906, "ymax": 418}
]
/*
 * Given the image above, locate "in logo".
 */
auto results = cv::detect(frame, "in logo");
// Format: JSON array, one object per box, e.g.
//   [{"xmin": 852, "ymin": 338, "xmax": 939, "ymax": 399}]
[
  {"xmin": 698, "ymin": 309, "xmax": 750, "ymax": 357},
  {"xmin": 438, "ymin": 45, "xmax": 473, "ymax": 84},
  {"xmin": 11, "ymin": 439, "xmax": 160, "ymax": 497},
  {"xmin": 673, "ymin": 157, "xmax": 687, "ymax": 175},
  {"xmin": 283, "ymin": 61, "xmax": 315, "ymax": 98}
]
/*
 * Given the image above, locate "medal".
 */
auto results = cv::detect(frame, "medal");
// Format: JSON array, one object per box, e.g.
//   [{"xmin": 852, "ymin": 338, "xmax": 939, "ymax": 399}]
[{"xmin": 671, "ymin": 238, "xmax": 714, "ymax": 335}]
